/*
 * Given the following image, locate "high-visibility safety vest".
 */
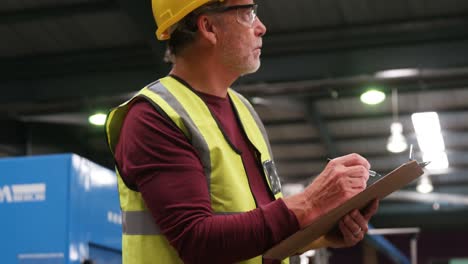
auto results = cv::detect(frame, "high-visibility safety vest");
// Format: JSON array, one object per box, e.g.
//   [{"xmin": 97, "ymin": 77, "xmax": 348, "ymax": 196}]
[{"xmin": 106, "ymin": 76, "xmax": 289, "ymax": 264}]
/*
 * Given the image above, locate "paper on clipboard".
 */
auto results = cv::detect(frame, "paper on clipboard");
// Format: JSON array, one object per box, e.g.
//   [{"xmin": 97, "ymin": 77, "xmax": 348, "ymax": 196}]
[{"xmin": 264, "ymin": 160, "xmax": 425, "ymax": 260}]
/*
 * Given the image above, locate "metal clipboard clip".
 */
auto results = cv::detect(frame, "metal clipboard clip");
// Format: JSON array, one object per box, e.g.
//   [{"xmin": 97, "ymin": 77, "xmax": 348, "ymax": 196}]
[{"xmin": 408, "ymin": 144, "xmax": 431, "ymax": 168}]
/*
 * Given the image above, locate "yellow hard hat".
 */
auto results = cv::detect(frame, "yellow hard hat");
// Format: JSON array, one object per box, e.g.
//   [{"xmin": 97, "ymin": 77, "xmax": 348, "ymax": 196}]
[{"xmin": 152, "ymin": 0, "xmax": 224, "ymax": 40}]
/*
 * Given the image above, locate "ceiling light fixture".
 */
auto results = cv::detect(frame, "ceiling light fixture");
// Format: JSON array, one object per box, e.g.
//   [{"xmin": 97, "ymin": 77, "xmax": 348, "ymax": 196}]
[
  {"xmin": 250, "ymin": 97, "xmax": 270, "ymax": 105},
  {"xmin": 422, "ymin": 152, "xmax": 449, "ymax": 171},
  {"xmin": 375, "ymin": 68, "xmax": 419, "ymax": 79},
  {"xmin": 387, "ymin": 122, "xmax": 408, "ymax": 153},
  {"xmin": 412, "ymin": 112, "xmax": 449, "ymax": 170},
  {"xmin": 387, "ymin": 89, "xmax": 407, "ymax": 153},
  {"xmin": 416, "ymin": 174, "xmax": 434, "ymax": 194},
  {"xmin": 88, "ymin": 113, "xmax": 107, "ymax": 126},
  {"xmin": 360, "ymin": 89, "xmax": 386, "ymax": 105}
]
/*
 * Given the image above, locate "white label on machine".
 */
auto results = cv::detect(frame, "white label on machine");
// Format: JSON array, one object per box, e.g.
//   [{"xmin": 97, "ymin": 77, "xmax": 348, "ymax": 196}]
[
  {"xmin": 107, "ymin": 210, "xmax": 122, "ymax": 225},
  {"xmin": 0, "ymin": 183, "xmax": 46, "ymax": 203},
  {"xmin": 18, "ymin": 253, "xmax": 64, "ymax": 259}
]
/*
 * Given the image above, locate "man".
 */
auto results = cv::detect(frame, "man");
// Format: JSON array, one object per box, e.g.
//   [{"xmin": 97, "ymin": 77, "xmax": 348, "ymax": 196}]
[{"xmin": 105, "ymin": 0, "xmax": 379, "ymax": 263}]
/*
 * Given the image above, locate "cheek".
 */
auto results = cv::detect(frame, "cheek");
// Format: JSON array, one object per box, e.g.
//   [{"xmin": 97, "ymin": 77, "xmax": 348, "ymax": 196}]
[
  {"xmin": 227, "ymin": 30, "xmax": 251, "ymax": 48},
  {"xmin": 222, "ymin": 36, "xmax": 242, "ymax": 54}
]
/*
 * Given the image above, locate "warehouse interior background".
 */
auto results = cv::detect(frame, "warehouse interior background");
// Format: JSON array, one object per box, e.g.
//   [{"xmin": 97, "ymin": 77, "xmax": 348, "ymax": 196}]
[{"xmin": 1, "ymin": 0, "xmax": 468, "ymax": 263}]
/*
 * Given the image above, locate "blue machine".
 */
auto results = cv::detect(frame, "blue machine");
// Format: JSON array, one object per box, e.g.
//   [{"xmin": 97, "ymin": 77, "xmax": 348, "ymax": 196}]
[{"xmin": 0, "ymin": 154, "xmax": 122, "ymax": 264}]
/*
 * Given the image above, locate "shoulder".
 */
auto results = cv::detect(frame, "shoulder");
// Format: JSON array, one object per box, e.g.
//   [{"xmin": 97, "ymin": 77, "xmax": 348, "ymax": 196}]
[{"xmin": 122, "ymin": 97, "xmax": 181, "ymax": 137}]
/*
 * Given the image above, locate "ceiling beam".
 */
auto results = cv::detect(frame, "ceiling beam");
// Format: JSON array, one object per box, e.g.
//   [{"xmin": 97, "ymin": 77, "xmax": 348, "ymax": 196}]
[
  {"xmin": 322, "ymin": 108, "xmax": 468, "ymax": 122},
  {"xmin": 2, "ymin": 38, "xmax": 468, "ymax": 106},
  {"xmin": 0, "ymin": 44, "xmax": 160, "ymax": 81},
  {"xmin": 269, "ymin": 131, "xmax": 468, "ymax": 145},
  {"xmin": 0, "ymin": 0, "xmax": 119, "ymax": 24},
  {"xmin": 263, "ymin": 14, "xmax": 468, "ymax": 55},
  {"xmin": 0, "ymin": 68, "xmax": 166, "ymax": 110},
  {"xmin": 264, "ymin": 109, "xmax": 468, "ymax": 126},
  {"xmin": 237, "ymin": 65, "xmax": 468, "ymax": 97},
  {"xmin": 304, "ymin": 103, "xmax": 338, "ymax": 157}
]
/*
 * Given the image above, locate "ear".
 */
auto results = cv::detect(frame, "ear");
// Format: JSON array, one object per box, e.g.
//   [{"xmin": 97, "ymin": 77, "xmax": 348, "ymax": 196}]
[{"xmin": 197, "ymin": 14, "xmax": 219, "ymax": 45}]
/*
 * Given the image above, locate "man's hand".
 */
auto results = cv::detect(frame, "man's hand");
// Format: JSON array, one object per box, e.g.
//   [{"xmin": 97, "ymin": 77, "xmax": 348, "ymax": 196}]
[
  {"xmin": 326, "ymin": 199, "xmax": 379, "ymax": 248},
  {"xmin": 294, "ymin": 199, "xmax": 379, "ymax": 253},
  {"xmin": 284, "ymin": 153, "xmax": 371, "ymax": 228}
]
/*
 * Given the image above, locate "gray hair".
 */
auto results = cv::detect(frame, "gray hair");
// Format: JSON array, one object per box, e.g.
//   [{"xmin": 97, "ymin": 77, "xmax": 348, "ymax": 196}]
[{"xmin": 164, "ymin": 1, "xmax": 225, "ymax": 63}]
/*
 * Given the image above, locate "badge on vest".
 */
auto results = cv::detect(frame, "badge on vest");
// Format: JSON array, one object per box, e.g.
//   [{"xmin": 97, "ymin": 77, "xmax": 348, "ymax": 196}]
[{"xmin": 262, "ymin": 160, "xmax": 282, "ymax": 195}]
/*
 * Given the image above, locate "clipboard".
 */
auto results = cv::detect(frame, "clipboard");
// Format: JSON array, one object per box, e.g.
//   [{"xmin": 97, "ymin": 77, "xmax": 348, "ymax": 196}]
[{"xmin": 264, "ymin": 160, "xmax": 425, "ymax": 260}]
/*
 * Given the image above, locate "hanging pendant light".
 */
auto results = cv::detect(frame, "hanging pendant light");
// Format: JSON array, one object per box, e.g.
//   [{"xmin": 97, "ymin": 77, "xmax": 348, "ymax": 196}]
[
  {"xmin": 387, "ymin": 89, "xmax": 408, "ymax": 153},
  {"xmin": 416, "ymin": 173, "xmax": 434, "ymax": 194},
  {"xmin": 387, "ymin": 122, "xmax": 408, "ymax": 153}
]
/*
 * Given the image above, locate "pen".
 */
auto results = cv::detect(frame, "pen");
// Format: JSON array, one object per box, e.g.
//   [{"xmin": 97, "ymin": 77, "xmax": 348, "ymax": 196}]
[
  {"xmin": 368, "ymin": 170, "xmax": 382, "ymax": 178},
  {"xmin": 327, "ymin": 158, "xmax": 382, "ymax": 178}
]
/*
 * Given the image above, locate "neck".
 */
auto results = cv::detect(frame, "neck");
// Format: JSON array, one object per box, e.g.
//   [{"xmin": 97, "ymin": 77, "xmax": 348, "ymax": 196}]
[{"xmin": 169, "ymin": 48, "xmax": 239, "ymax": 98}]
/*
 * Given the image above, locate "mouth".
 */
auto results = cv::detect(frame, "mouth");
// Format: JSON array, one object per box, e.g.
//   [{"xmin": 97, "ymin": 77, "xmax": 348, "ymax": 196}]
[
  {"xmin": 255, "ymin": 41, "xmax": 262, "ymax": 51},
  {"xmin": 254, "ymin": 48, "xmax": 262, "ymax": 56}
]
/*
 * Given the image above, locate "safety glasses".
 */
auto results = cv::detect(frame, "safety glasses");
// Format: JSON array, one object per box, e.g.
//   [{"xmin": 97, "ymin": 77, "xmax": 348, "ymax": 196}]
[{"xmin": 212, "ymin": 4, "xmax": 258, "ymax": 27}]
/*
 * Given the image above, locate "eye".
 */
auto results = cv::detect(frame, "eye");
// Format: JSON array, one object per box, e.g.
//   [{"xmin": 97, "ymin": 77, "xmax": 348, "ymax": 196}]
[{"xmin": 239, "ymin": 8, "xmax": 253, "ymax": 21}]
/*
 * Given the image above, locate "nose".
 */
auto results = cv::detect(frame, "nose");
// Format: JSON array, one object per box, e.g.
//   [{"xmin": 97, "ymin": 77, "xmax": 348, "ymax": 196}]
[{"xmin": 254, "ymin": 17, "xmax": 267, "ymax": 37}]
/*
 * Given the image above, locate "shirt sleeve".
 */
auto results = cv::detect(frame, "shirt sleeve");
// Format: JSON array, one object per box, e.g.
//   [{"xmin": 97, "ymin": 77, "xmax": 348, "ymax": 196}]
[{"xmin": 114, "ymin": 99, "xmax": 299, "ymax": 263}]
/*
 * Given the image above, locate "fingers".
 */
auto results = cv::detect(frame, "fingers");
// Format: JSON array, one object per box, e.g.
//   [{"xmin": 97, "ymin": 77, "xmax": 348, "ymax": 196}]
[
  {"xmin": 327, "ymin": 155, "xmax": 370, "ymax": 191},
  {"xmin": 336, "ymin": 202, "xmax": 379, "ymax": 248},
  {"xmin": 333, "ymin": 165, "xmax": 369, "ymax": 191},
  {"xmin": 345, "ymin": 210, "xmax": 368, "ymax": 235},
  {"xmin": 338, "ymin": 218, "xmax": 363, "ymax": 246},
  {"xmin": 345, "ymin": 165, "xmax": 370, "ymax": 180},
  {"xmin": 339, "ymin": 210, "xmax": 369, "ymax": 246},
  {"xmin": 362, "ymin": 199, "xmax": 380, "ymax": 220},
  {"xmin": 346, "ymin": 177, "xmax": 367, "ymax": 190},
  {"xmin": 300, "ymin": 153, "xmax": 371, "ymax": 226},
  {"xmin": 330, "ymin": 153, "xmax": 371, "ymax": 170}
]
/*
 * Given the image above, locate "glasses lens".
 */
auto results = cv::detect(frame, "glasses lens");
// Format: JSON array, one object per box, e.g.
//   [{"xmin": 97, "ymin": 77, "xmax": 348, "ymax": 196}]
[{"xmin": 236, "ymin": 5, "xmax": 257, "ymax": 27}]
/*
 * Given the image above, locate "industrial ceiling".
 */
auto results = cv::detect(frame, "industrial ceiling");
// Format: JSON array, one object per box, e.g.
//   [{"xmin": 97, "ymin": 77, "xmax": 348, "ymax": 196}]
[{"xmin": 2, "ymin": 0, "xmax": 468, "ymax": 229}]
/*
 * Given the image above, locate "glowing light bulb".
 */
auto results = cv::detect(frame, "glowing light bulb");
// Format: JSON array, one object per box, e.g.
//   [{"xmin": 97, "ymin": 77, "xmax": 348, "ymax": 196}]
[
  {"xmin": 360, "ymin": 90, "xmax": 386, "ymax": 105},
  {"xmin": 416, "ymin": 175, "xmax": 434, "ymax": 194},
  {"xmin": 89, "ymin": 113, "xmax": 107, "ymax": 126},
  {"xmin": 387, "ymin": 122, "xmax": 408, "ymax": 153}
]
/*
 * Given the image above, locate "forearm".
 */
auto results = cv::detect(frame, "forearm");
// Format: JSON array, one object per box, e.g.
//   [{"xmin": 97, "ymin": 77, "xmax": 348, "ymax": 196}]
[
  {"xmin": 282, "ymin": 192, "xmax": 322, "ymax": 229},
  {"xmin": 134, "ymin": 165, "xmax": 298, "ymax": 263},
  {"xmin": 161, "ymin": 199, "xmax": 298, "ymax": 263}
]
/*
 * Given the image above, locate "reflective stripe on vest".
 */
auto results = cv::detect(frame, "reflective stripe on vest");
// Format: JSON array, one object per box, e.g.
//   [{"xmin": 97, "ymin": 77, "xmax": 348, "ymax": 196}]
[
  {"xmin": 106, "ymin": 76, "xmax": 288, "ymax": 264},
  {"xmin": 122, "ymin": 211, "xmax": 242, "ymax": 235}
]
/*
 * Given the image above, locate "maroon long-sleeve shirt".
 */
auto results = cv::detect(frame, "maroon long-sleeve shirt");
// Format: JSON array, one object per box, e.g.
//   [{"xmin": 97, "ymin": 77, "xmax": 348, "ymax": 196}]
[{"xmin": 114, "ymin": 80, "xmax": 299, "ymax": 263}]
